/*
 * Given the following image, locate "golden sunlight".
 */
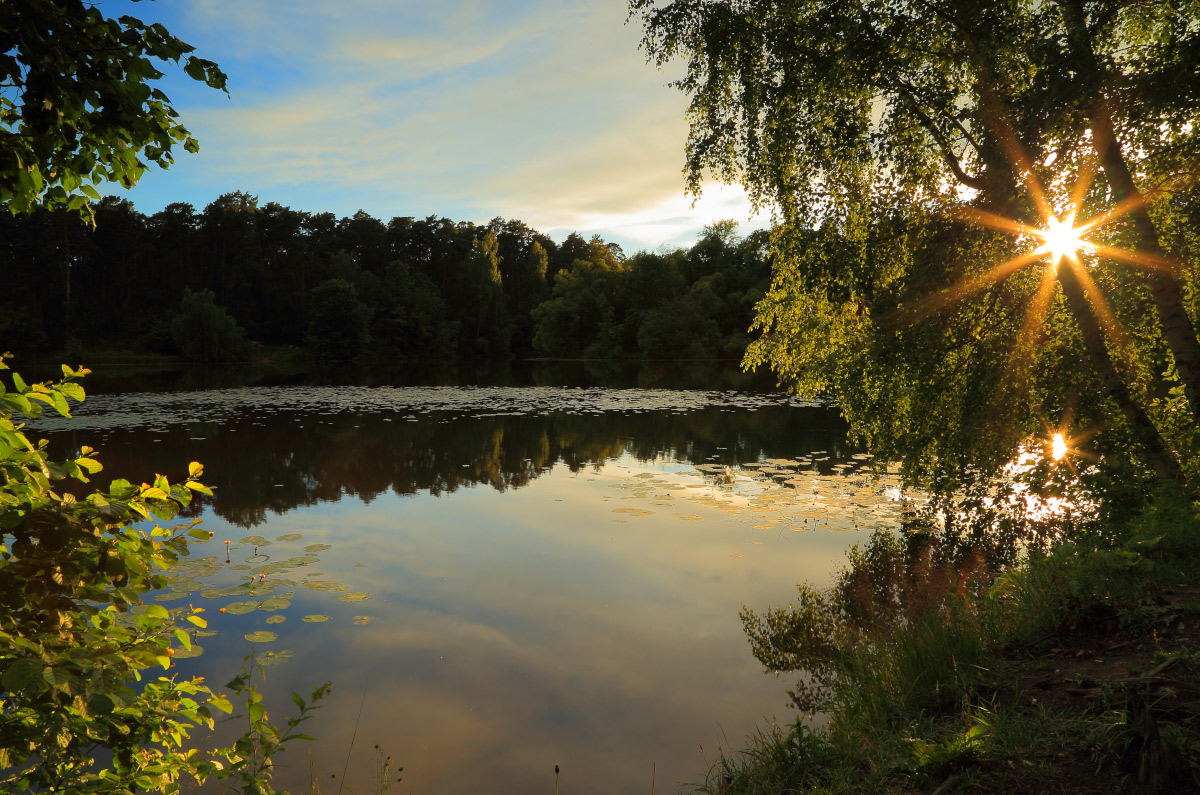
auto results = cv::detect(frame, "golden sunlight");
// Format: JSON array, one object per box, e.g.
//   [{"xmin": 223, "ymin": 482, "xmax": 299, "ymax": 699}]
[
  {"xmin": 1033, "ymin": 212, "xmax": 1092, "ymax": 264},
  {"xmin": 1050, "ymin": 432, "xmax": 1067, "ymax": 461}
]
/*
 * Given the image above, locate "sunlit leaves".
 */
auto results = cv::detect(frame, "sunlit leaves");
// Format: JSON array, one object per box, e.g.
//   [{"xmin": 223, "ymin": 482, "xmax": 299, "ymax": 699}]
[{"xmin": 0, "ymin": 360, "xmax": 321, "ymax": 792}]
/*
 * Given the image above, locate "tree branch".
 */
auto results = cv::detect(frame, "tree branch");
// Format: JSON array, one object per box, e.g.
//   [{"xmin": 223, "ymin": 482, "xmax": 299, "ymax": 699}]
[{"xmin": 894, "ymin": 83, "xmax": 988, "ymax": 190}]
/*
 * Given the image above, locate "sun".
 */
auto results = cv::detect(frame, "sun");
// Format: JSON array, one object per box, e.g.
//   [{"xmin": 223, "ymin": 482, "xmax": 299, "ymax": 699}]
[{"xmin": 1032, "ymin": 211, "xmax": 1092, "ymax": 264}]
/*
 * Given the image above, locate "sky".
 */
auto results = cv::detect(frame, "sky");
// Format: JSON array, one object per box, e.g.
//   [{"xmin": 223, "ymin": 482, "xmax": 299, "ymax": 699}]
[{"xmin": 105, "ymin": 0, "xmax": 773, "ymax": 253}]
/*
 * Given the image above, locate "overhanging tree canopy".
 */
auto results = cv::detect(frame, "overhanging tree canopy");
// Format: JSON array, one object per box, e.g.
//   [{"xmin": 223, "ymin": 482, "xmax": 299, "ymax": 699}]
[
  {"xmin": 633, "ymin": 0, "xmax": 1200, "ymax": 489},
  {"xmin": 0, "ymin": 0, "xmax": 227, "ymax": 217}
]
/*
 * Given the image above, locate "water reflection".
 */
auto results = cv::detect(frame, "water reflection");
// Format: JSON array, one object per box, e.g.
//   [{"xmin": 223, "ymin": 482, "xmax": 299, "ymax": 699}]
[
  {"xmin": 42, "ymin": 387, "xmax": 847, "ymax": 528},
  {"xmin": 34, "ymin": 383, "xmax": 896, "ymax": 794}
]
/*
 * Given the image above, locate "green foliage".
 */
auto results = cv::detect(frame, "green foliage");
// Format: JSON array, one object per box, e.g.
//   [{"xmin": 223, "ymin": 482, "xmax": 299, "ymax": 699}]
[
  {"xmin": 0, "ymin": 1, "xmax": 227, "ymax": 219},
  {"xmin": 743, "ymin": 529, "xmax": 990, "ymax": 720},
  {"xmin": 461, "ymin": 232, "xmax": 512, "ymax": 358},
  {"xmin": 171, "ymin": 288, "xmax": 252, "ymax": 363},
  {"xmin": 727, "ymin": 492, "xmax": 1200, "ymax": 793},
  {"xmin": 1, "ymin": 197, "xmax": 772, "ymax": 364},
  {"xmin": 532, "ymin": 258, "xmax": 623, "ymax": 358},
  {"xmin": 371, "ymin": 263, "xmax": 459, "ymax": 361},
  {"xmin": 0, "ymin": 357, "xmax": 318, "ymax": 792},
  {"xmin": 637, "ymin": 294, "xmax": 722, "ymax": 359},
  {"xmin": 306, "ymin": 278, "xmax": 371, "ymax": 360},
  {"xmin": 634, "ymin": 0, "xmax": 1200, "ymax": 493}
]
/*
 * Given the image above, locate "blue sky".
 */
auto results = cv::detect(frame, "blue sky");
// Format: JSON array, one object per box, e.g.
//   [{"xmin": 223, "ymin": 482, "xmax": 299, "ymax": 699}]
[{"xmin": 106, "ymin": 0, "xmax": 771, "ymax": 252}]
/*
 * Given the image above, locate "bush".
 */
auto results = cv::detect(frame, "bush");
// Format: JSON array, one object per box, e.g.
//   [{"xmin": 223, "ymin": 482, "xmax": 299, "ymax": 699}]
[
  {"xmin": 306, "ymin": 278, "xmax": 371, "ymax": 360},
  {"xmin": 0, "ymin": 358, "xmax": 323, "ymax": 792},
  {"xmin": 171, "ymin": 288, "xmax": 252, "ymax": 363}
]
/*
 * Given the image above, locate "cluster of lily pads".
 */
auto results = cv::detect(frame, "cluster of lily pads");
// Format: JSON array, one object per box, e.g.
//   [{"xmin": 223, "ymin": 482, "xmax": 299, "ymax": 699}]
[
  {"xmin": 606, "ymin": 454, "xmax": 921, "ymax": 534},
  {"xmin": 153, "ymin": 532, "xmax": 373, "ymax": 662},
  {"xmin": 29, "ymin": 385, "xmax": 825, "ymax": 433}
]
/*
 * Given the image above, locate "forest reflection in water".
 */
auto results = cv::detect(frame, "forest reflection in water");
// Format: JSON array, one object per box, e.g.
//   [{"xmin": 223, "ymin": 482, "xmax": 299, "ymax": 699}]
[{"xmin": 35, "ymin": 380, "xmax": 911, "ymax": 794}]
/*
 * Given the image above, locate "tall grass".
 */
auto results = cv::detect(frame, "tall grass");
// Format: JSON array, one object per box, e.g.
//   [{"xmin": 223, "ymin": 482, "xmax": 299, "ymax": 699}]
[{"xmin": 710, "ymin": 488, "xmax": 1200, "ymax": 794}]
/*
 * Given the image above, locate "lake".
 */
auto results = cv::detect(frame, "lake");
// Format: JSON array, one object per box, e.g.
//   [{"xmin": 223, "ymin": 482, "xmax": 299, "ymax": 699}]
[{"xmin": 33, "ymin": 363, "xmax": 911, "ymax": 794}]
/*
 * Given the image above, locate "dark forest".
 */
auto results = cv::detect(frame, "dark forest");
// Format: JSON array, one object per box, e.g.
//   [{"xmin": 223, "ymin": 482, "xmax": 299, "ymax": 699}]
[{"xmin": 1, "ymin": 193, "xmax": 771, "ymax": 363}]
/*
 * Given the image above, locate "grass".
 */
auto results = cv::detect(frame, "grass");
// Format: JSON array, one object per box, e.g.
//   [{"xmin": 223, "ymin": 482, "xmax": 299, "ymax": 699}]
[{"xmin": 695, "ymin": 491, "xmax": 1200, "ymax": 794}]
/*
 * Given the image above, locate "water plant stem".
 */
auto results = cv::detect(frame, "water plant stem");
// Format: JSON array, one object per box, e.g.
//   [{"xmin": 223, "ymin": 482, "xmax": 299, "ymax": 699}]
[{"xmin": 337, "ymin": 679, "xmax": 370, "ymax": 795}]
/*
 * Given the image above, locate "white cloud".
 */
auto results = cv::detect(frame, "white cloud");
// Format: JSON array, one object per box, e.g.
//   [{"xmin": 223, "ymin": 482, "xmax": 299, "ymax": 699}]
[{"xmin": 135, "ymin": 0, "xmax": 766, "ymax": 249}]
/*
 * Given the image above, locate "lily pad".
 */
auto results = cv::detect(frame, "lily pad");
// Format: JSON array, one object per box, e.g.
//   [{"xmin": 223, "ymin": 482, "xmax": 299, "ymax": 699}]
[
  {"xmin": 194, "ymin": 630, "xmax": 218, "ymax": 638},
  {"xmin": 275, "ymin": 533, "xmax": 303, "ymax": 541},
  {"xmin": 244, "ymin": 631, "xmax": 277, "ymax": 643},
  {"xmin": 301, "ymin": 615, "xmax": 331, "ymax": 623},
  {"xmin": 303, "ymin": 581, "xmax": 342, "ymax": 591},
  {"xmin": 240, "ymin": 536, "xmax": 272, "ymax": 546},
  {"xmin": 224, "ymin": 601, "xmax": 260, "ymax": 615},
  {"xmin": 353, "ymin": 616, "xmax": 373, "ymax": 625},
  {"xmin": 174, "ymin": 645, "xmax": 205, "ymax": 659},
  {"xmin": 153, "ymin": 591, "xmax": 190, "ymax": 602},
  {"xmin": 266, "ymin": 615, "xmax": 286, "ymax": 625},
  {"xmin": 338, "ymin": 592, "xmax": 370, "ymax": 603},
  {"xmin": 259, "ymin": 594, "xmax": 293, "ymax": 611},
  {"xmin": 303, "ymin": 543, "xmax": 331, "ymax": 553},
  {"xmin": 257, "ymin": 650, "xmax": 294, "ymax": 667}
]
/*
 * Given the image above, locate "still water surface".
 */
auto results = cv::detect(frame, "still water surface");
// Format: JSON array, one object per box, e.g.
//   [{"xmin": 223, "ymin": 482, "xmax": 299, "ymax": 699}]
[{"xmin": 36, "ymin": 369, "xmax": 910, "ymax": 793}]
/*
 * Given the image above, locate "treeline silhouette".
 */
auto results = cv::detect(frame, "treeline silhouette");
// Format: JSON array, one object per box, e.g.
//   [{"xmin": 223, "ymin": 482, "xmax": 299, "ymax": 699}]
[{"xmin": 2, "ymin": 193, "xmax": 772, "ymax": 362}]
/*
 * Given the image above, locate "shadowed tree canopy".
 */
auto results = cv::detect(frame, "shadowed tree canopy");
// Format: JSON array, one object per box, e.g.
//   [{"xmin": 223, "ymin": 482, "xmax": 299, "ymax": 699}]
[
  {"xmin": 0, "ymin": 0, "xmax": 228, "ymax": 217},
  {"xmin": 633, "ymin": 0, "xmax": 1200, "ymax": 491}
]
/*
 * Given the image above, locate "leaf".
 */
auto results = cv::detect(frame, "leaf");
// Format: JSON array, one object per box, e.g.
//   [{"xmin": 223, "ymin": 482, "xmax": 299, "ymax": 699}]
[
  {"xmin": 300, "ymin": 615, "xmax": 330, "ymax": 623},
  {"xmin": 42, "ymin": 665, "xmax": 73, "ymax": 691},
  {"xmin": 259, "ymin": 594, "xmax": 292, "ymax": 611},
  {"xmin": 223, "ymin": 601, "xmax": 260, "ymax": 615},
  {"xmin": 76, "ymin": 456, "xmax": 102, "ymax": 474},
  {"xmin": 2, "ymin": 658, "xmax": 44, "ymax": 692},
  {"xmin": 244, "ymin": 631, "xmax": 278, "ymax": 643},
  {"xmin": 49, "ymin": 390, "xmax": 70, "ymax": 417}
]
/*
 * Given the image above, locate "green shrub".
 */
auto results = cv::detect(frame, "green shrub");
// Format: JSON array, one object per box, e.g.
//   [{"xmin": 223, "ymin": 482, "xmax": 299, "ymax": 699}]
[
  {"xmin": 171, "ymin": 288, "xmax": 252, "ymax": 363},
  {"xmin": 0, "ymin": 358, "xmax": 322, "ymax": 792},
  {"xmin": 306, "ymin": 278, "xmax": 371, "ymax": 360}
]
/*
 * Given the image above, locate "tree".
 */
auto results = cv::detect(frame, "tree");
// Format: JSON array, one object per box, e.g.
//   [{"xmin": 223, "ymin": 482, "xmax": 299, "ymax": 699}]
[
  {"xmin": 633, "ymin": 0, "xmax": 1200, "ymax": 489},
  {"xmin": 171, "ymin": 287, "xmax": 252, "ymax": 363},
  {"xmin": 532, "ymin": 257, "xmax": 624, "ymax": 358},
  {"xmin": 459, "ymin": 231, "xmax": 512, "ymax": 357},
  {"xmin": 0, "ymin": 0, "xmax": 227, "ymax": 218},
  {"xmin": 306, "ymin": 278, "xmax": 371, "ymax": 360}
]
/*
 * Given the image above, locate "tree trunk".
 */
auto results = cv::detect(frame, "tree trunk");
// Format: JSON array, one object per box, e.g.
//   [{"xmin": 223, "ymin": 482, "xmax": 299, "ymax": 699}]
[
  {"xmin": 1058, "ymin": 261, "xmax": 1185, "ymax": 484},
  {"xmin": 1060, "ymin": 0, "xmax": 1200, "ymax": 423}
]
